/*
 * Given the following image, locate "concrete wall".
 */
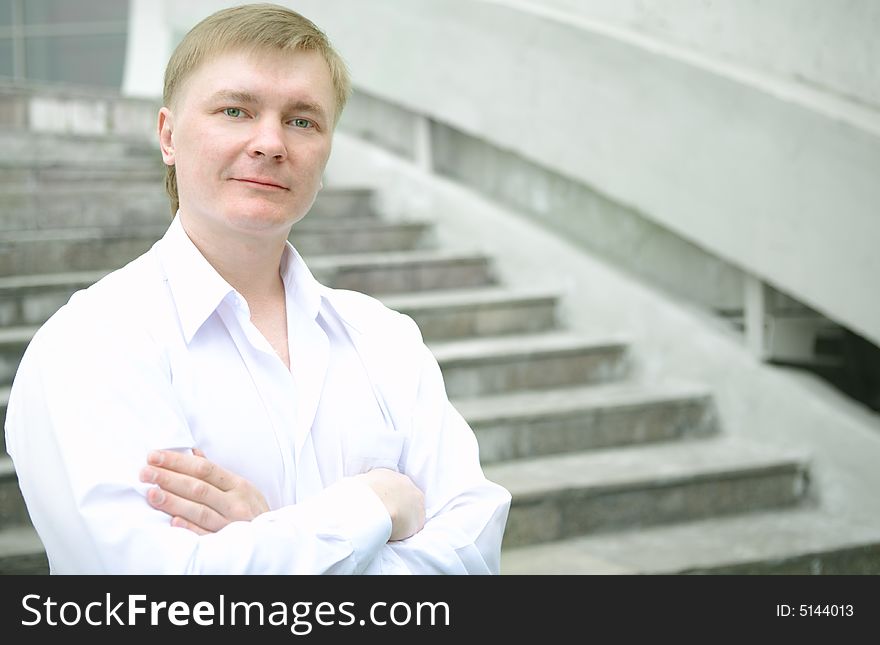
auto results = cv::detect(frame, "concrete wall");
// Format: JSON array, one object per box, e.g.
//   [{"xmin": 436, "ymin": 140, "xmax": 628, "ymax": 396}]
[
  {"xmin": 526, "ymin": 0, "xmax": 880, "ymax": 108},
  {"xmin": 122, "ymin": 0, "xmax": 880, "ymax": 346},
  {"xmin": 0, "ymin": 81, "xmax": 158, "ymax": 141},
  {"xmin": 122, "ymin": 0, "xmax": 174, "ymax": 99},
  {"xmin": 425, "ymin": 117, "xmax": 746, "ymax": 311}
]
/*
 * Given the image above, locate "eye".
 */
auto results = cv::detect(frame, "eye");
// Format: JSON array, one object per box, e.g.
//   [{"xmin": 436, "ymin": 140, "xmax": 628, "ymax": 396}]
[
  {"xmin": 291, "ymin": 118, "xmax": 313, "ymax": 129},
  {"xmin": 222, "ymin": 107, "xmax": 243, "ymax": 118}
]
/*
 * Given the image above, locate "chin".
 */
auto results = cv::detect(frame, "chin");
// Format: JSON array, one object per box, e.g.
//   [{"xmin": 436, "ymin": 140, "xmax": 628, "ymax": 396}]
[{"xmin": 224, "ymin": 201, "xmax": 303, "ymax": 233}]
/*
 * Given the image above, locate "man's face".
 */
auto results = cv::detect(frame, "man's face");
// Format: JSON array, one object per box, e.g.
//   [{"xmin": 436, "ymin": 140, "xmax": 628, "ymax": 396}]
[{"xmin": 159, "ymin": 47, "xmax": 336, "ymax": 238}]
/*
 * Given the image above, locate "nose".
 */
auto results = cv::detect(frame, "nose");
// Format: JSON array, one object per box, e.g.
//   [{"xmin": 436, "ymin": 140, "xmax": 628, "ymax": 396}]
[{"xmin": 248, "ymin": 119, "xmax": 287, "ymax": 161}]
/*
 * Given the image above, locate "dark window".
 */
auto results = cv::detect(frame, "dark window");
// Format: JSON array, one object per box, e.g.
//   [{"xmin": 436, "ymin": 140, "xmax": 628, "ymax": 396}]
[
  {"xmin": 25, "ymin": 33, "xmax": 126, "ymax": 87},
  {"xmin": 23, "ymin": 0, "xmax": 127, "ymax": 25}
]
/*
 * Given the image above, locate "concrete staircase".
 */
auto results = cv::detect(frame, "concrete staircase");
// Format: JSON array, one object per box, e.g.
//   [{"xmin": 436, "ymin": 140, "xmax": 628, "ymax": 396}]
[{"xmin": 3, "ymin": 91, "xmax": 880, "ymax": 575}]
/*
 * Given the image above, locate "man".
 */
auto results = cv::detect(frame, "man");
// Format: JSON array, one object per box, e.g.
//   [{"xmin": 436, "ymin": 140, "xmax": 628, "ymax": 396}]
[{"xmin": 5, "ymin": 4, "xmax": 510, "ymax": 574}]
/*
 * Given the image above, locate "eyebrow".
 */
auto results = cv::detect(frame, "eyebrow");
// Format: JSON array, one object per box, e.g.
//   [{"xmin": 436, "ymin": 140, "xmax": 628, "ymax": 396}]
[{"xmin": 208, "ymin": 90, "xmax": 329, "ymax": 122}]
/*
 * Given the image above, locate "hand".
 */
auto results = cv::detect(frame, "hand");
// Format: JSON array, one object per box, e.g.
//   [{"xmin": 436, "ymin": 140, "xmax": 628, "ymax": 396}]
[
  {"xmin": 140, "ymin": 448, "xmax": 270, "ymax": 535},
  {"xmin": 356, "ymin": 468, "xmax": 425, "ymax": 541}
]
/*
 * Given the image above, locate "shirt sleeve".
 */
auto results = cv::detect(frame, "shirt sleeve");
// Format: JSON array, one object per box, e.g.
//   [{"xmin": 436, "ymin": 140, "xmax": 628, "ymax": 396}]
[
  {"xmin": 359, "ymin": 341, "xmax": 512, "ymax": 575},
  {"xmin": 5, "ymin": 306, "xmax": 392, "ymax": 574}
]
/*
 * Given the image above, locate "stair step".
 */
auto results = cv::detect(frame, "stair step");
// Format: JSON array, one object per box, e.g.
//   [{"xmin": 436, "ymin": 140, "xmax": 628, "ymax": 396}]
[
  {"xmin": 0, "ymin": 186, "xmax": 375, "ymax": 231},
  {"xmin": 0, "ymin": 247, "xmax": 489, "ymax": 326},
  {"xmin": 0, "ymin": 327, "xmax": 33, "ymax": 388},
  {"xmin": 0, "ymin": 186, "xmax": 170, "ymax": 231},
  {"xmin": 0, "ymin": 272, "xmax": 104, "ymax": 327},
  {"xmin": 0, "ymin": 228, "xmax": 163, "ymax": 276},
  {"xmin": 430, "ymin": 332, "xmax": 630, "ymax": 398},
  {"xmin": 0, "ymin": 128, "xmax": 156, "ymax": 164},
  {"xmin": 307, "ymin": 187, "xmax": 375, "ymax": 219},
  {"xmin": 500, "ymin": 508, "xmax": 880, "ymax": 574},
  {"xmin": 291, "ymin": 218, "xmax": 433, "ymax": 256},
  {"xmin": 453, "ymin": 381, "xmax": 718, "ymax": 463},
  {"xmin": 0, "ymin": 456, "xmax": 29, "ymax": 528},
  {"xmin": 0, "ymin": 219, "xmax": 433, "ymax": 275},
  {"xmin": 0, "ymin": 525, "xmax": 48, "ymax": 574},
  {"xmin": 484, "ymin": 437, "xmax": 810, "ymax": 548},
  {"xmin": 310, "ymin": 250, "xmax": 495, "ymax": 295},
  {"xmin": 0, "ymin": 161, "xmax": 165, "ymax": 187},
  {"xmin": 381, "ymin": 286, "xmax": 559, "ymax": 340}
]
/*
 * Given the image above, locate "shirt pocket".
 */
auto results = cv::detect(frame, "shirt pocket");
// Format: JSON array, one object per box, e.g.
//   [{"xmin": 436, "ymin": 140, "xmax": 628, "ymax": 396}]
[{"xmin": 343, "ymin": 428, "xmax": 406, "ymax": 476}]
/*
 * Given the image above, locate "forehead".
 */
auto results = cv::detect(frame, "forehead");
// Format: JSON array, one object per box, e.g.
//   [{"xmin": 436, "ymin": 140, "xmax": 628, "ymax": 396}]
[{"xmin": 178, "ymin": 47, "xmax": 335, "ymax": 114}]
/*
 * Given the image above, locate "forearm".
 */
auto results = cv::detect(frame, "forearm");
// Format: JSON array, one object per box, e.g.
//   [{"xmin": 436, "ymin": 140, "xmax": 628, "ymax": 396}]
[
  {"xmin": 42, "ymin": 477, "xmax": 391, "ymax": 574},
  {"xmin": 181, "ymin": 477, "xmax": 393, "ymax": 574}
]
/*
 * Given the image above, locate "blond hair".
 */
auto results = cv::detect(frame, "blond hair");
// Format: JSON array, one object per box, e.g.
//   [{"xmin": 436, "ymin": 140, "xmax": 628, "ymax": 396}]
[{"xmin": 162, "ymin": 3, "xmax": 351, "ymax": 214}]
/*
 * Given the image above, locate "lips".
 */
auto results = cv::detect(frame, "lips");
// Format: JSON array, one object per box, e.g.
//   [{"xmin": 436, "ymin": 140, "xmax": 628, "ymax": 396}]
[{"xmin": 232, "ymin": 177, "xmax": 288, "ymax": 190}]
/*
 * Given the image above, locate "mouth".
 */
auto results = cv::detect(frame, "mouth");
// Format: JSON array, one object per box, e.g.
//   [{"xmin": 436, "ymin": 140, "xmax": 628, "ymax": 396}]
[{"xmin": 231, "ymin": 178, "xmax": 289, "ymax": 190}]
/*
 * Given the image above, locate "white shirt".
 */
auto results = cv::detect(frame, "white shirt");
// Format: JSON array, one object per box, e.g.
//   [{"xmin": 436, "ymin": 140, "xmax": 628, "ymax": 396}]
[{"xmin": 5, "ymin": 216, "xmax": 511, "ymax": 574}]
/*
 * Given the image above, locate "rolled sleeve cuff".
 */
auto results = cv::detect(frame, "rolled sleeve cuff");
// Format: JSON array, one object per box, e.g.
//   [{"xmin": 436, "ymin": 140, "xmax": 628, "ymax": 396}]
[
  {"xmin": 321, "ymin": 477, "xmax": 393, "ymax": 567},
  {"xmin": 250, "ymin": 476, "xmax": 392, "ymax": 573}
]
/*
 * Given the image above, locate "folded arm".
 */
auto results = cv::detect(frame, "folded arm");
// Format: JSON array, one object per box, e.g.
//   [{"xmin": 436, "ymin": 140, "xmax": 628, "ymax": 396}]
[
  {"xmin": 145, "ymin": 448, "xmax": 426, "ymax": 542},
  {"xmin": 140, "ymin": 339, "xmax": 511, "ymax": 574},
  {"xmin": 6, "ymin": 311, "xmax": 393, "ymax": 574}
]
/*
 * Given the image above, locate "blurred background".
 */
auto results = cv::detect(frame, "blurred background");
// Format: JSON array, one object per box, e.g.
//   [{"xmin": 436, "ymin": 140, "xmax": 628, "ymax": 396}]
[{"xmin": 1, "ymin": 0, "xmax": 879, "ymax": 574}]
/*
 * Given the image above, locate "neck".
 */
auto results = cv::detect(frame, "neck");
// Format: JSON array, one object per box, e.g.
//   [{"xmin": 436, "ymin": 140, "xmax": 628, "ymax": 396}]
[{"xmin": 178, "ymin": 212, "xmax": 289, "ymax": 305}]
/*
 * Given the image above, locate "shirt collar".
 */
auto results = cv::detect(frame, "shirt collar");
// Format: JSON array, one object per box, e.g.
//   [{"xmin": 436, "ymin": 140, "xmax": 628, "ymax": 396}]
[
  {"xmin": 280, "ymin": 240, "xmax": 322, "ymax": 322},
  {"xmin": 157, "ymin": 215, "xmax": 325, "ymax": 343},
  {"xmin": 156, "ymin": 215, "xmax": 236, "ymax": 343}
]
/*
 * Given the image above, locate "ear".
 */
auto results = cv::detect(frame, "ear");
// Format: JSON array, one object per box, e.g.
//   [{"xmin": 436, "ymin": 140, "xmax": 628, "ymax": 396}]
[{"xmin": 158, "ymin": 107, "xmax": 175, "ymax": 166}]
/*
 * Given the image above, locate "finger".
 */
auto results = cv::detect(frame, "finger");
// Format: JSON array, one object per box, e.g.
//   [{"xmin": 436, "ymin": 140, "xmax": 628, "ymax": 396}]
[
  {"xmin": 145, "ymin": 485, "xmax": 228, "ymax": 533},
  {"xmin": 141, "ymin": 465, "xmax": 225, "ymax": 515},
  {"xmin": 192, "ymin": 448, "xmax": 206, "ymax": 459},
  {"xmin": 171, "ymin": 516, "xmax": 211, "ymax": 536},
  {"xmin": 148, "ymin": 450, "xmax": 235, "ymax": 491}
]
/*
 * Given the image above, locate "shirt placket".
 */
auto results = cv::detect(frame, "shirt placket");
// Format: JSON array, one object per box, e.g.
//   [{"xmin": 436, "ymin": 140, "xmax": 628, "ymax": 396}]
[
  {"xmin": 284, "ymin": 290, "xmax": 330, "ymax": 504},
  {"xmin": 217, "ymin": 295, "xmax": 300, "ymax": 506}
]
